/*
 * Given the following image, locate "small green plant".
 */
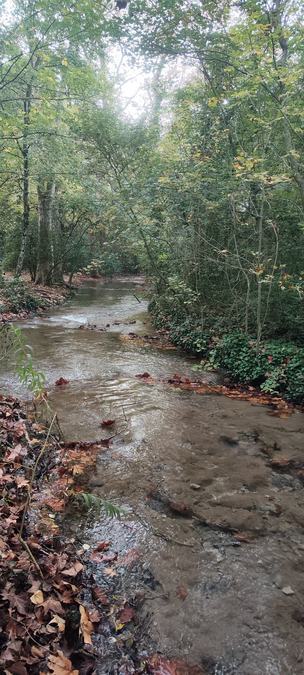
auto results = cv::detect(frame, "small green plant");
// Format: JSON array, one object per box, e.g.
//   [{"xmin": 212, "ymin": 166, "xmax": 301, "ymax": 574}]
[
  {"xmin": 3, "ymin": 278, "xmax": 40, "ymax": 313},
  {"xmin": 1, "ymin": 324, "xmax": 45, "ymax": 395},
  {"xmin": 73, "ymin": 493, "xmax": 123, "ymax": 518}
]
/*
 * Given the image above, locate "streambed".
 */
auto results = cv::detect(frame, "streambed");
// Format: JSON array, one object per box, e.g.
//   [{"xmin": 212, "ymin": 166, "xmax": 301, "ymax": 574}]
[{"xmin": 1, "ymin": 277, "xmax": 304, "ymax": 674}]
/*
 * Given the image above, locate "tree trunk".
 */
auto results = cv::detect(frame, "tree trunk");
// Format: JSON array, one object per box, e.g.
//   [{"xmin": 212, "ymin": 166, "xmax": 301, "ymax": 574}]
[
  {"xmin": 16, "ymin": 84, "xmax": 32, "ymax": 277},
  {"xmin": 35, "ymin": 180, "xmax": 56, "ymax": 285}
]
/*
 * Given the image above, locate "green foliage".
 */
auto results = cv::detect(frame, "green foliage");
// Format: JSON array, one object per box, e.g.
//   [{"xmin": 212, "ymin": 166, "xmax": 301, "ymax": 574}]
[
  {"xmin": 73, "ymin": 492, "xmax": 123, "ymax": 518},
  {"xmin": 2, "ymin": 279, "xmax": 40, "ymax": 313},
  {"xmin": 209, "ymin": 334, "xmax": 304, "ymax": 403},
  {"xmin": 1, "ymin": 324, "xmax": 45, "ymax": 395}
]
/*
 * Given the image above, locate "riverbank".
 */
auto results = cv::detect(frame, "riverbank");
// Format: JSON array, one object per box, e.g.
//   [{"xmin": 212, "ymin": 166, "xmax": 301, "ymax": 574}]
[
  {"xmin": 0, "ymin": 274, "xmax": 73, "ymax": 323},
  {"xmin": 0, "ymin": 394, "xmax": 159, "ymax": 674},
  {"xmin": 150, "ymin": 300, "xmax": 304, "ymax": 405}
]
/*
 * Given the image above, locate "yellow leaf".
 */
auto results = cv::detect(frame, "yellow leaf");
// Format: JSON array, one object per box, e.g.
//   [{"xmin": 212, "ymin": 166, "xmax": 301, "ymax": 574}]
[
  {"xmin": 79, "ymin": 605, "xmax": 93, "ymax": 645},
  {"xmin": 48, "ymin": 651, "xmax": 79, "ymax": 674},
  {"xmin": 30, "ymin": 590, "xmax": 44, "ymax": 605}
]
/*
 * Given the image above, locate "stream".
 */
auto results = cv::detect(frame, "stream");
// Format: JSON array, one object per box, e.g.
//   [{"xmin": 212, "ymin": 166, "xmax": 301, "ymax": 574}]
[{"xmin": 2, "ymin": 277, "xmax": 304, "ymax": 675}]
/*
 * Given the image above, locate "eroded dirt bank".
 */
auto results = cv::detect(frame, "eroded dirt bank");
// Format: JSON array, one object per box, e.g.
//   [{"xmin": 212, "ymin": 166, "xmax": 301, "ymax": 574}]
[{"xmin": 1, "ymin": 278, "xmax": 304, "ymax": 674}]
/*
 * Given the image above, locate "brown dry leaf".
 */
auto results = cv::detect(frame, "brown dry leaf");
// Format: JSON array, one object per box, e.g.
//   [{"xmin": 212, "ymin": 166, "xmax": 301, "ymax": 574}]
[
  {"xmin": 55, "ymin": 377, "xmax": 70, "ymax": 386},
  {"xmin": 101, "ymin": 419, "xmax": 115, "ymax": 427},
  {"xmin": 31, "ymin": 645, "xmax": 46, "ymax": 659},
  {"xmin": 15, "ymin": 476, "xmax": 30, "ymax": 488},
  {"xmin": 79, "ymin": 605, "xmax": 93, "ymax": 645},
  {"xmin": 176, "ymin": 584, "xmax": 188, "ymax": 601},
  {"xmin": 30, "ymin": 590, "xmax": 44, "ymax": 605},
  {"xmin": 90, "ymin": 551, "xmax": 117, "ymax": 564},
  {"xmin": 44, "ymin": 498, "xmax": 65, "ymax": 512},
  {"xmin": 49, "ymin": 614, "xmax": 66, "ymax": 633},
  {"xmin": 7, "ymin": 444, "xmax": 27, "ymax": 462},
  {"xmin": 93, "ymin": 541, "xmax": 110, "ymax": 552},
  {"xmin": 92, "ymin": 586, "xmax": 110, "ymax": 605},
  {"xmin": 42, "ymin": 595, "xmax": 64, "ymax": 616},
  {"xmin": 104, "ymin": 567, "xmax": 117, "ymax": 577},
  {"xmin": 48, "ymin": 650, "xmax": 79, "ymax": 674},
  {"xmin": 62, "ymin": 561, "xmax": 83, "ymax": 577},
  {"xmin": 8, "ymin": 661, "xmax": 28, "ymax": 675},
  {"xmin": 148, "ymin": 654, "xmax": 204, "ymax": 675},
  {"xmin": 234, "ymin": 532, "xmax": 254, "ymax": 544},
  {"xmin": 118, "ymin": 548, "xmax": 140, "ymax": 567},
  {"xmin": 119, "ymin": 605, "xmax": 135, "ymax": 624},
  {"xmin": 89, "ymin": 608, "xmax": 101, "ymax": 623}
]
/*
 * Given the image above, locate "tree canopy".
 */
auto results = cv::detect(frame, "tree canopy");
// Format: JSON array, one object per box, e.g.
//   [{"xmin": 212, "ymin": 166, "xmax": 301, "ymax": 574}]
[{"xmin": 0, "ymin": 0, "xmax": 303, "ymax": 345}]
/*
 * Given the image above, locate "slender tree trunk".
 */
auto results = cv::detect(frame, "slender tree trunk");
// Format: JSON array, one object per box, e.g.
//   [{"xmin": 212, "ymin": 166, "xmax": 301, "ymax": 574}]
[
  {"xmin": 270, "ymin": 0, "xmax": 304, "ymax": 207},
  {"xmin": 256, "ymin": 188, "xmax": 265, "ymax": 351},
  {"xmin": 16, "ymin": 84, "xmax": 32, "ymax": 276},
  {"xmin": 35, "ymin": 180, "xmax": 56, "ymax": 285}
]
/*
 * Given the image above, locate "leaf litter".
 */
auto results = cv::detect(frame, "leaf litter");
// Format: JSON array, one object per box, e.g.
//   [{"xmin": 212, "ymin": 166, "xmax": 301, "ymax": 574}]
[{"xmin": 0, "ymin": 394, "xmax": 197, "ymax": 675}]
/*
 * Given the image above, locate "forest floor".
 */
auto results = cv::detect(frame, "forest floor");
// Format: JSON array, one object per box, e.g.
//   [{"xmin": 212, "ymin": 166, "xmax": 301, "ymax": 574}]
[
  {"xmin": 0, "ymin": 273, "xmax": 72, "ymax": 323},
  {"xmin": 0, "ymin": 394, "xmax": 176, "ymax": 675}
]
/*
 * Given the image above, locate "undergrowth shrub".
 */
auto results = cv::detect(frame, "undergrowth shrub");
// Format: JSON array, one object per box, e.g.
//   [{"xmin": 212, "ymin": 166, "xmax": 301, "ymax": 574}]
[
  {"xmin": 209, "ymin": 333, "xmax": 304, "ymax": 402},
  {"xmin": 3, "ymin": 279, "xmax": 40, "ymax": 313},
  {"xmin": 150, "ymin": 293, "xmax": 304, "ymax": 402}
]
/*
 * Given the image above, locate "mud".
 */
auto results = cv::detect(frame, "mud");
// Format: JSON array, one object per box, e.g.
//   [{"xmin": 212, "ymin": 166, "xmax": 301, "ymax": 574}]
[{"xmin": 1, "ymin": 277, "xmax": 304, "ymax": 674}]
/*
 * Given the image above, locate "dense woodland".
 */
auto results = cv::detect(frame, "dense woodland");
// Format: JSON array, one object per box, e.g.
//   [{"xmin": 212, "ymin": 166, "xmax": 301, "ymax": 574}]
[{"xmin": 1, "ymin": 0, "xmax": 304, "ymax": 400}]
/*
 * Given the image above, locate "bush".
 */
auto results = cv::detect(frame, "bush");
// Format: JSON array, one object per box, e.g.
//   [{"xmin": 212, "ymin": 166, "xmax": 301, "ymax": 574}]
[
  {"xmin": 169, "ymin": 320, "xmax": 212, "ymax": 355},
  {"xmin": 210, "ymin": 333, "xmax": 304, "ymax": 402},
  {"xmin": 209, "ymin": 333, "xmax": 264, "ymax": 383},
  {"xmin": 150, "ymin": 288, "xmax": 304, "ymax": 403},
  {"xmin": 2, "ymin": 279, "xmax": 40, "ymax": 313}
]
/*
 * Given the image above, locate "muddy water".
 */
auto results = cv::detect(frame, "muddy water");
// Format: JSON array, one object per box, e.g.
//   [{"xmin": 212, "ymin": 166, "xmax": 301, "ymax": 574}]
[{"xmin": 2, "ymin": 278, "xmax": 304, "ymax": 674}]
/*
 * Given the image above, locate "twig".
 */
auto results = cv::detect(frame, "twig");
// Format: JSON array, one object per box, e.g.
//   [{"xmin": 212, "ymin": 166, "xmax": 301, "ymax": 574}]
[
  {"xmin": 19, "ymin": 413, "xmax": 57, "ymax": 537},
  {"xmin": 55, "ymin": 412, "xmax": 65, "ymax": 441},
  {"xmin": 133, "ymin": 293, "xmax": 141, "ymax": 303},
  {"xmin": 18, "ymin": 535, "xmax": 44, "ymax": 578}
]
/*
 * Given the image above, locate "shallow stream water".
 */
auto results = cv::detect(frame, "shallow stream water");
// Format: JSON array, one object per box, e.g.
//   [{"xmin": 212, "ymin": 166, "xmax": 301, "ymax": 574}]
[{"xmin": 2, "ymin": 278, "xmax": 304, "ymax": 674}]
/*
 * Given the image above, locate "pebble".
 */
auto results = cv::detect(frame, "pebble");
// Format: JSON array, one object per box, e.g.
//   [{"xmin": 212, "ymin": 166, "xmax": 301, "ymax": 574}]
[
  {"xmin": 190, "ymin": 483, "xmax": 201, "ymax": 490},
  {"xmin": 282, "ymin": 586, "xmax": 295, "ymax": 596}
]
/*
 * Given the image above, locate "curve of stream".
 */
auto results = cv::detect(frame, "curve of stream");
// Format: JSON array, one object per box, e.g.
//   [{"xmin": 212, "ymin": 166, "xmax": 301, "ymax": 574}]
[{"xmin": 2, "ymin": 277, "xmax": 304, "ymax": 674}]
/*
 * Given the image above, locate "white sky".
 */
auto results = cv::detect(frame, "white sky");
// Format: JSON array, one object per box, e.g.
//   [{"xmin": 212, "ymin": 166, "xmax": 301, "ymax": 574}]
[{"xmin": 1, "ymin": 0, "xmax": 196, "ymax": 120}]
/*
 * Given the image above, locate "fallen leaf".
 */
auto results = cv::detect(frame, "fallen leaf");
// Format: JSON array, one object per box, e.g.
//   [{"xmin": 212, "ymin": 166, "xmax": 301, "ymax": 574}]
[
  {"xmin": 44, "ymin": 498, "xmax": 65, "ymax": 512},
  {"xmin": 104, "ymin": 567, "xmax": 117, "ymax": 577},
  {"xmin": 89, "ymin": 608, "xmax": 101, "ymax": 623},
  {"xmin": 7, "ymin": 444, "xmax": 27, "ymax": 462},
  {"xmin": 49, "ymin": 614, "xmax": 66, "ymax": 632},
  {"xmin": 92, "ymin": 541, "xmax": 110, "ymax": 552},
  {"xmin": 62, "ymin": 561, "xmax": 83, "ymax": 577},
  {"xmin": 31, "ymin": 645, "xmax": 46, "ymax": 658},
  {"xmin": 136, "ymin": 372, "xmax": 151, "ymax": 379},
  {"xmin": 30, "ymin": 590, "xmax": 44, "ymax": 605},
  {"xmin": 8, "ymin": 662, "xmax": 28, "ymax": 675},
  {"xmin": 119, "ymin": 605, "xmax": 135, "ymax": 624},
  {"xmin": 92, "ymin": 587, "xmax": 110, "ymax": 605},
  {"xmin": 118, "ymin": 548, "xmax": 140, "ymax": 567},
  {"xmin": 176, "ymin": 584, "xmax": 188, "ymax": 601},
  {"xmin": 90, "ymin": 551, "xmax": 117, "ymax": 563},
  {"xmin": 48, "ymin": 651, "xmax": 79, "ymax": 674},
  {"xmin": 101, "ymin": 419, "xmax": 115, "ymax": 427},
  {"xmin": 234, "ymin": 532, "xmax": 254, "ymax": 544},
  {"xmin": 55, "ymin": 377, "xmax": 70, "ymax": 386},
  {"xmin": 79, "ymin": 605, "xmax": 93, "ymax": 645},
  {"xmin": 147, "ymin": 655, "xmax": 204, "ymax": 675}
]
